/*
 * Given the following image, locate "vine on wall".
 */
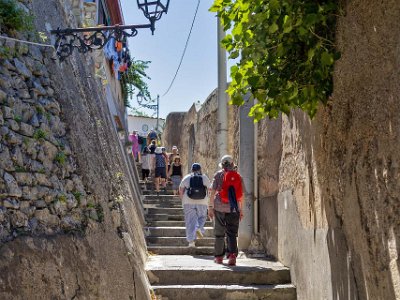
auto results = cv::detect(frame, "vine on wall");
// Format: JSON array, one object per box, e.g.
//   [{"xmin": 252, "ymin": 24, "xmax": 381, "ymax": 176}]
[{"xmin": 210, "ymin": 0, "xmax": 340, "ymax": 120}]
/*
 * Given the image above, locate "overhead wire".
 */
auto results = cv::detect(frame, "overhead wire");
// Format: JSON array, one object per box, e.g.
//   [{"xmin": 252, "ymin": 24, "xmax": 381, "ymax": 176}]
[{"xmin": 161, "ymin": 0, "xmax": 201, "ymax": 97}]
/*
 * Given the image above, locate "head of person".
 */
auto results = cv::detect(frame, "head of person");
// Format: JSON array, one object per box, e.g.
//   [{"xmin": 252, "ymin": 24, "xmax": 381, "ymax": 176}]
[
  {"xmin": 151, "ymin": 139, "xmax": 156, "ymax": 145},
  {"xmin": 172, "ymin": 145, "xmax": 178, "ymax": 154},
  {"xmin": 219, "ymin": 155, "xmax": 234, "ymax": 170},
  {"xmin": 155, "ymin": 147, "xmax": 162, "ymax": 154},
  {"xmin": 161, "ymin": 147, "xmax": 166, "ymax": 153},
  {"xmin": 132, "ymin": 130, "xmax": 137, "ymax": 134},
  {"xmin": 174, "ymin": 156, "xmax": 181, "ymax": 164},
  {"xmin": 191, "ymin": 163, "xmax": 202, "ymax": 174}
]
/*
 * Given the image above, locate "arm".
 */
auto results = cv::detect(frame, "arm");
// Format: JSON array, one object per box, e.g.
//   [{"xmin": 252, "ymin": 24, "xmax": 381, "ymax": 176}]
[
  {"xmin": 168, "ymin": 162, "xmax": 173, "ymax": 177},
  {"xmin": 208, "ymin": 189, "xmax": 216, "ymax": 220},
  {"xmin": 179, "ymin": 185, "xmax": 185, "ymax": 200}
]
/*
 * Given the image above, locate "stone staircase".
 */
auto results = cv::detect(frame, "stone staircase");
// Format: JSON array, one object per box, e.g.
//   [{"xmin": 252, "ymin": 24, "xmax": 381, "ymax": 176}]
[{"xmin": 141, "ymin": 179, "xmax": 297, "ymax": 299}]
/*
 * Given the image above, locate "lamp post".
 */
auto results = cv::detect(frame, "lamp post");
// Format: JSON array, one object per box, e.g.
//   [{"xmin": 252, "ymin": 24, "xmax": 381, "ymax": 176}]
[
  {"xmin": 136, "ymin": 92, "xmax": 160, "ymax": 132},
  {"xmin": 50, "ymin": 0, "xmax": 170, "ymax": 61}
]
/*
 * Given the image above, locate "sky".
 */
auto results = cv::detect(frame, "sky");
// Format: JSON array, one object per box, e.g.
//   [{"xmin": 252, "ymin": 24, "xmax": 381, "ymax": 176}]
[{"xmin": 120, "ymin": 0, "xmax": 220, "ymax": 119}]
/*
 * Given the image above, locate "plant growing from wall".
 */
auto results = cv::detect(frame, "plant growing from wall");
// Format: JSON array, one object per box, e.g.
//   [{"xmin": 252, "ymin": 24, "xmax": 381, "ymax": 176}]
[
  {"xmin": 55, "ymin": 151, "xmax": 66, "ymax": 164},
  {"xmin": 0, "ymin": 0, "xmax": 34, "ymax": 33},
  {"xmin": 33, "ymin": 128, "xmax": 47, "ymax": 140},
  {"xmin": 120, "ymin": 58, "xmax": 151, "ymax": 107},
  {"xmin": 210, "ymin": 0, "xmax": 340, "ymax": 120}
]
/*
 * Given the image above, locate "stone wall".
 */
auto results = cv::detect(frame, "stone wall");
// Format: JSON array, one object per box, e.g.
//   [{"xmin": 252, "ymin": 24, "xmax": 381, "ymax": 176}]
[
  {"xmin": 162, "ymin": 89, "xmax": 239, "ymax": 178},
  {"xmin": 0, "ymin": 0, "xmax": 150, "ymax": 299},
  {"xmin": 163, "ymin": 1, "xmax": 400, "ymax": 299}
]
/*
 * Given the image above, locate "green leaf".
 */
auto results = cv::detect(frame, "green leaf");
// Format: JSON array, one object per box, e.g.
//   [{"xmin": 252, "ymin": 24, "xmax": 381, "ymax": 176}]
[
  {"xmin": 269, "ymin": 23, "xmax": 279, "ymax": 34},
  {"xmin": 321, "ymin": 51, "xmax": 334, "ymax": 65}
]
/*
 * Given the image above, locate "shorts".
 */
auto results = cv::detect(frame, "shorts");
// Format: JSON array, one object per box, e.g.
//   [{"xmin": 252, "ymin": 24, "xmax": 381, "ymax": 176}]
[
  {"xmin": 142, "ymin": 169, "xmax": 150, "ymax": 180},
  {"xmin": 155, "ymin": 167, "xmax": 166, "ymax": 179}
]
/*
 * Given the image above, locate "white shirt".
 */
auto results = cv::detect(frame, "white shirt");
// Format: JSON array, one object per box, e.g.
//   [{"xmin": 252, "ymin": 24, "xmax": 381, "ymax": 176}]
[{"xmin": 179, "ymin": 173, "xmax": 210, "ymax": 205}]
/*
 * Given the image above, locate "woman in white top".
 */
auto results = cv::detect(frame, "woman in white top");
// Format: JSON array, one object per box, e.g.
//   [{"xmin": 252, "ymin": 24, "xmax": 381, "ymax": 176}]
[{"xmin": 141, "ymin": 147, "xmax": 152, "ymax": 182}]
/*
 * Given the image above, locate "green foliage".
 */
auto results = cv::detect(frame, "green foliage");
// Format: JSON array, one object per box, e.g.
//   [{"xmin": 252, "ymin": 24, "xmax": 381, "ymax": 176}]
[
  {"xmin": 0, "ymin": 45, "xmax": 13, "ymax": 59},
  {"xmin": 14, "ymin": 165, "xmax": 26, "ymax": 172},
  {"xmin": 14, "ymin": 115, "xmax": 22, "ymax": 123},
  {"xmin": 54, "ymin": 151, "xmax": 66, "ymax": 164},
  {"xmin": 0, "ymin": 0, "xmax": 34, "ymax": 33},
  {"xmin": 210, "ymin": 0, "xmax": 340, "ymax": 120},
  {"xmin": 128, "ymin": 107, "xmax": 151, "ymax": 117},
  {"xmin": 58, "ymin": 194, "xmax": 67, "ymax": 203},
  {"xmin": 72, "ymin": 191, "xmax": 82, "ymax": 205},
  {"xmin": 121, "ymin": 58, "xmax": 151, "ymax": 107},
  {"xmin": 33, "ymin": 128, "xmax": 47, "ymax": 140}
]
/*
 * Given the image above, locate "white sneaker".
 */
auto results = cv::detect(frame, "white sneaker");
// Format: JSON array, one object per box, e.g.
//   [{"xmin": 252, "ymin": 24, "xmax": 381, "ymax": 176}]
[{"xmin": 188, "ymin": 241, "xmax": 196, "ymax": 248}]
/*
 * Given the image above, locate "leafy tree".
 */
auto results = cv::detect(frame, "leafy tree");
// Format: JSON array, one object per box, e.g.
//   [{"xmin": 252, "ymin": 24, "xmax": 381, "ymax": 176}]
[
  {"xmin": 210, "ymin": 0, "xmax": 340, "ymax": 120},
  {"xmin": 121, "ymin": 58, "xmax": 151, "ymax": 108}
]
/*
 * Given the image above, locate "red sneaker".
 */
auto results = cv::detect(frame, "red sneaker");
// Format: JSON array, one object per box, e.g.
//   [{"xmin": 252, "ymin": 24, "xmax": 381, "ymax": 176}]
[
  {"xmin": 214, "ymin": 256, "xmax": 223, "ymax": 264},
  {"xmin": 228, "ymin": 253, "xmax": 236, "ymax": 266}
]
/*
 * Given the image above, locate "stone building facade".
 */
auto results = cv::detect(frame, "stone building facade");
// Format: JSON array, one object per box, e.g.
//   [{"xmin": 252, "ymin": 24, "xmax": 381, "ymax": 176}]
[{"xmin": 0, "ymin": 0, "xmax": 150, "ymax": 299}]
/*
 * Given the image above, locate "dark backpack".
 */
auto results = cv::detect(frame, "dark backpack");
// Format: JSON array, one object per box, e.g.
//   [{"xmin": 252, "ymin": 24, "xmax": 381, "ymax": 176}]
[{"xmin": 187, "ymin": 174, "xmax": 207, "ymax": 200}]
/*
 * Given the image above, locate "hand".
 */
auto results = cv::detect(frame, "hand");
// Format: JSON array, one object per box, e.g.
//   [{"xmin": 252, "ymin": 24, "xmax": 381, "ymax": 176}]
[
  {"xmin": 208, "ymin": 208, "xmax": 214, "ymax": 220},
  {"xmin": 239, "ymin": 212, "xmax": 243, "ymax": 221}
]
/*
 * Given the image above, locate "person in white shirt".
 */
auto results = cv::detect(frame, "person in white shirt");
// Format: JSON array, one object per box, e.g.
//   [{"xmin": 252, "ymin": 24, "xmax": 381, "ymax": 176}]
[{"xmin": 179, "ymin": 163, "xmax": 210, "ymax": 248}]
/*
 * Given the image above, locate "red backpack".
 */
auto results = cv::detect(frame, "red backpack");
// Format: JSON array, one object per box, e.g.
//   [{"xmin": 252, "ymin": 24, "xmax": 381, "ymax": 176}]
[{"xmin": 219, "ymin": 170, "xmax": 243, "ymax": 203}]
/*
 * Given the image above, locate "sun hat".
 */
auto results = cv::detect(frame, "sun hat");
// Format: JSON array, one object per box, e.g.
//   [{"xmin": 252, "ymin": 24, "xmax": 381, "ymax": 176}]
[
  {"xmin": 219, "ymin": 155, "xmax": 234, "ymax": 168},
  {"xmin": 191, "ymin": 163, "xmax": 201, "ymax": 172},
  {"xmin": 155, "ymin": 147, "xmax": 162, "ymax": 154}
]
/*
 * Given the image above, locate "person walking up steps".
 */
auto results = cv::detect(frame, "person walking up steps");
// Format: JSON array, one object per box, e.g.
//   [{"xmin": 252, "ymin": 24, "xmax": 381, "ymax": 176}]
[
  {"xmin": 154, "ymin": 147, "xmax": 167, "ymax": 195},
  {"xmin": 169, "ymin": 156, "xmax": 182, "ymax": 196},
  {"xmin": 209, "ymin": 155, "xmax": 244, "ymax": 266},
  {"xmin": 179, "ymin": 163, "xmax": 210, "ymax": 248}
]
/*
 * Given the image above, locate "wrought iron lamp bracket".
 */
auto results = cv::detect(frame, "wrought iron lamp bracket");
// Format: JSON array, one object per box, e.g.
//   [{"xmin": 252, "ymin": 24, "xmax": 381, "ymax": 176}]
[{"xmin": 51, "ymin": 24, "xmax": 150, "ymax": 61}]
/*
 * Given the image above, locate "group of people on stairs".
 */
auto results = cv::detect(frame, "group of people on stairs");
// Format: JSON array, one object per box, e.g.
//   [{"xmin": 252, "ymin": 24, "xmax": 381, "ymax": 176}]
[{"xmin": 130, "ymin": 128, "xmax": 244, "ymax": 266}]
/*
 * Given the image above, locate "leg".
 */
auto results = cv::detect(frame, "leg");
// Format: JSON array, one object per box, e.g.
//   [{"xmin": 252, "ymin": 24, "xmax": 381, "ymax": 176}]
[
  {"xmin": 225, "ymin": 212, "xmax": 240, "ymax": 256},
  {"xmin": 183, "ymin": 204, "xmax": 197, "ymax": 243},
  {"xmin": 196, "ymin": 205, "xmax": 208, "ymax": 235},
  {"xmin": 213, "ymin": 210, "xmax": 226, "ymax": 257}
]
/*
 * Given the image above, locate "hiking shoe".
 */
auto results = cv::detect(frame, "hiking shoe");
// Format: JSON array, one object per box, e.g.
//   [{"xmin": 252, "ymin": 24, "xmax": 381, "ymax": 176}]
[
  {"xmin": 214, "ymin": 256, "xmax": 223, "ymax": 264},
  {"xmin": 188, "ymin": 241, "xmax": 196, "ymax": 248},
  {"xmin": 196, "ymin": 229, "xmax": 204, "ymax": 239},
  {"xmin": 228, "ymin": 253, "xmax": 236, "ymax": 266}
]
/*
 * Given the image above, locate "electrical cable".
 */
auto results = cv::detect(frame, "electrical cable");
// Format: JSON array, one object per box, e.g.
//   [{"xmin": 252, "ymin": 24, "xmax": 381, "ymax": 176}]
[
  {"xmin": 0, "ymin": 35, "xmax": 55, "ymax": 49},
  {"xmin": 161, "ymin": 0, "xmax": 201, "ymax": 97}
]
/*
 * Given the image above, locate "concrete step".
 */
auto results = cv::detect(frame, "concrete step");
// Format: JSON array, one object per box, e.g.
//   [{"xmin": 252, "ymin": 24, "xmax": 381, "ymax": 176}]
[
  {"xmin": 145, "ymin": 214, "xmax": 184, "ymax": 221},
  {"xmin": 143, "ymin": 203, "xmax": 183, "ymax": 209},
  {"xmin": 146, "ymin": 237, "xmax": 214, "ymax": 247},
  {"xmin": 146, "ymin": 220, "xmax": 212, "ymax": 227},
  {"xmin": 147, "ymin": 246, "xmax": 214, "ymax": 255},
  {"xmin": 142, "ymin": 190, "xmax": 175, "ymax": 195},
  {"xmin": 147, "ymin": 255, "xmax": 295, "ymax": 300},
  {"xmin": 151, "ymin": 284, "xmax": 296, "ymax": 300},
  {"xmin": 145, "ymin": 227, "xmax": 213, "ymax": 238},
  {"xmin": 147, "ymin": 255, "xmax": 291, "ymax": 285},
  {"xmin": 143, "ymin": 200, "xmax": 182, "ymax": 206},
  {"xmin": 145, "ymin": 207, "xmax": 184, "ymax": 215},
  {"xmin": 144, "ymin": 195, "xmax": 179, "ymax": 201}
]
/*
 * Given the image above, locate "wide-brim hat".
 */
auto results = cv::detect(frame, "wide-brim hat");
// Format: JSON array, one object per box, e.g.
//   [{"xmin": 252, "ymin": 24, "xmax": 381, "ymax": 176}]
[
  {"xmin": 219, "ymin": 155, "xmax": 233, "ymax": 168},
  {"xmin": 155, "ymin": 147, "xmax": 162, "ymax": 154}
]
